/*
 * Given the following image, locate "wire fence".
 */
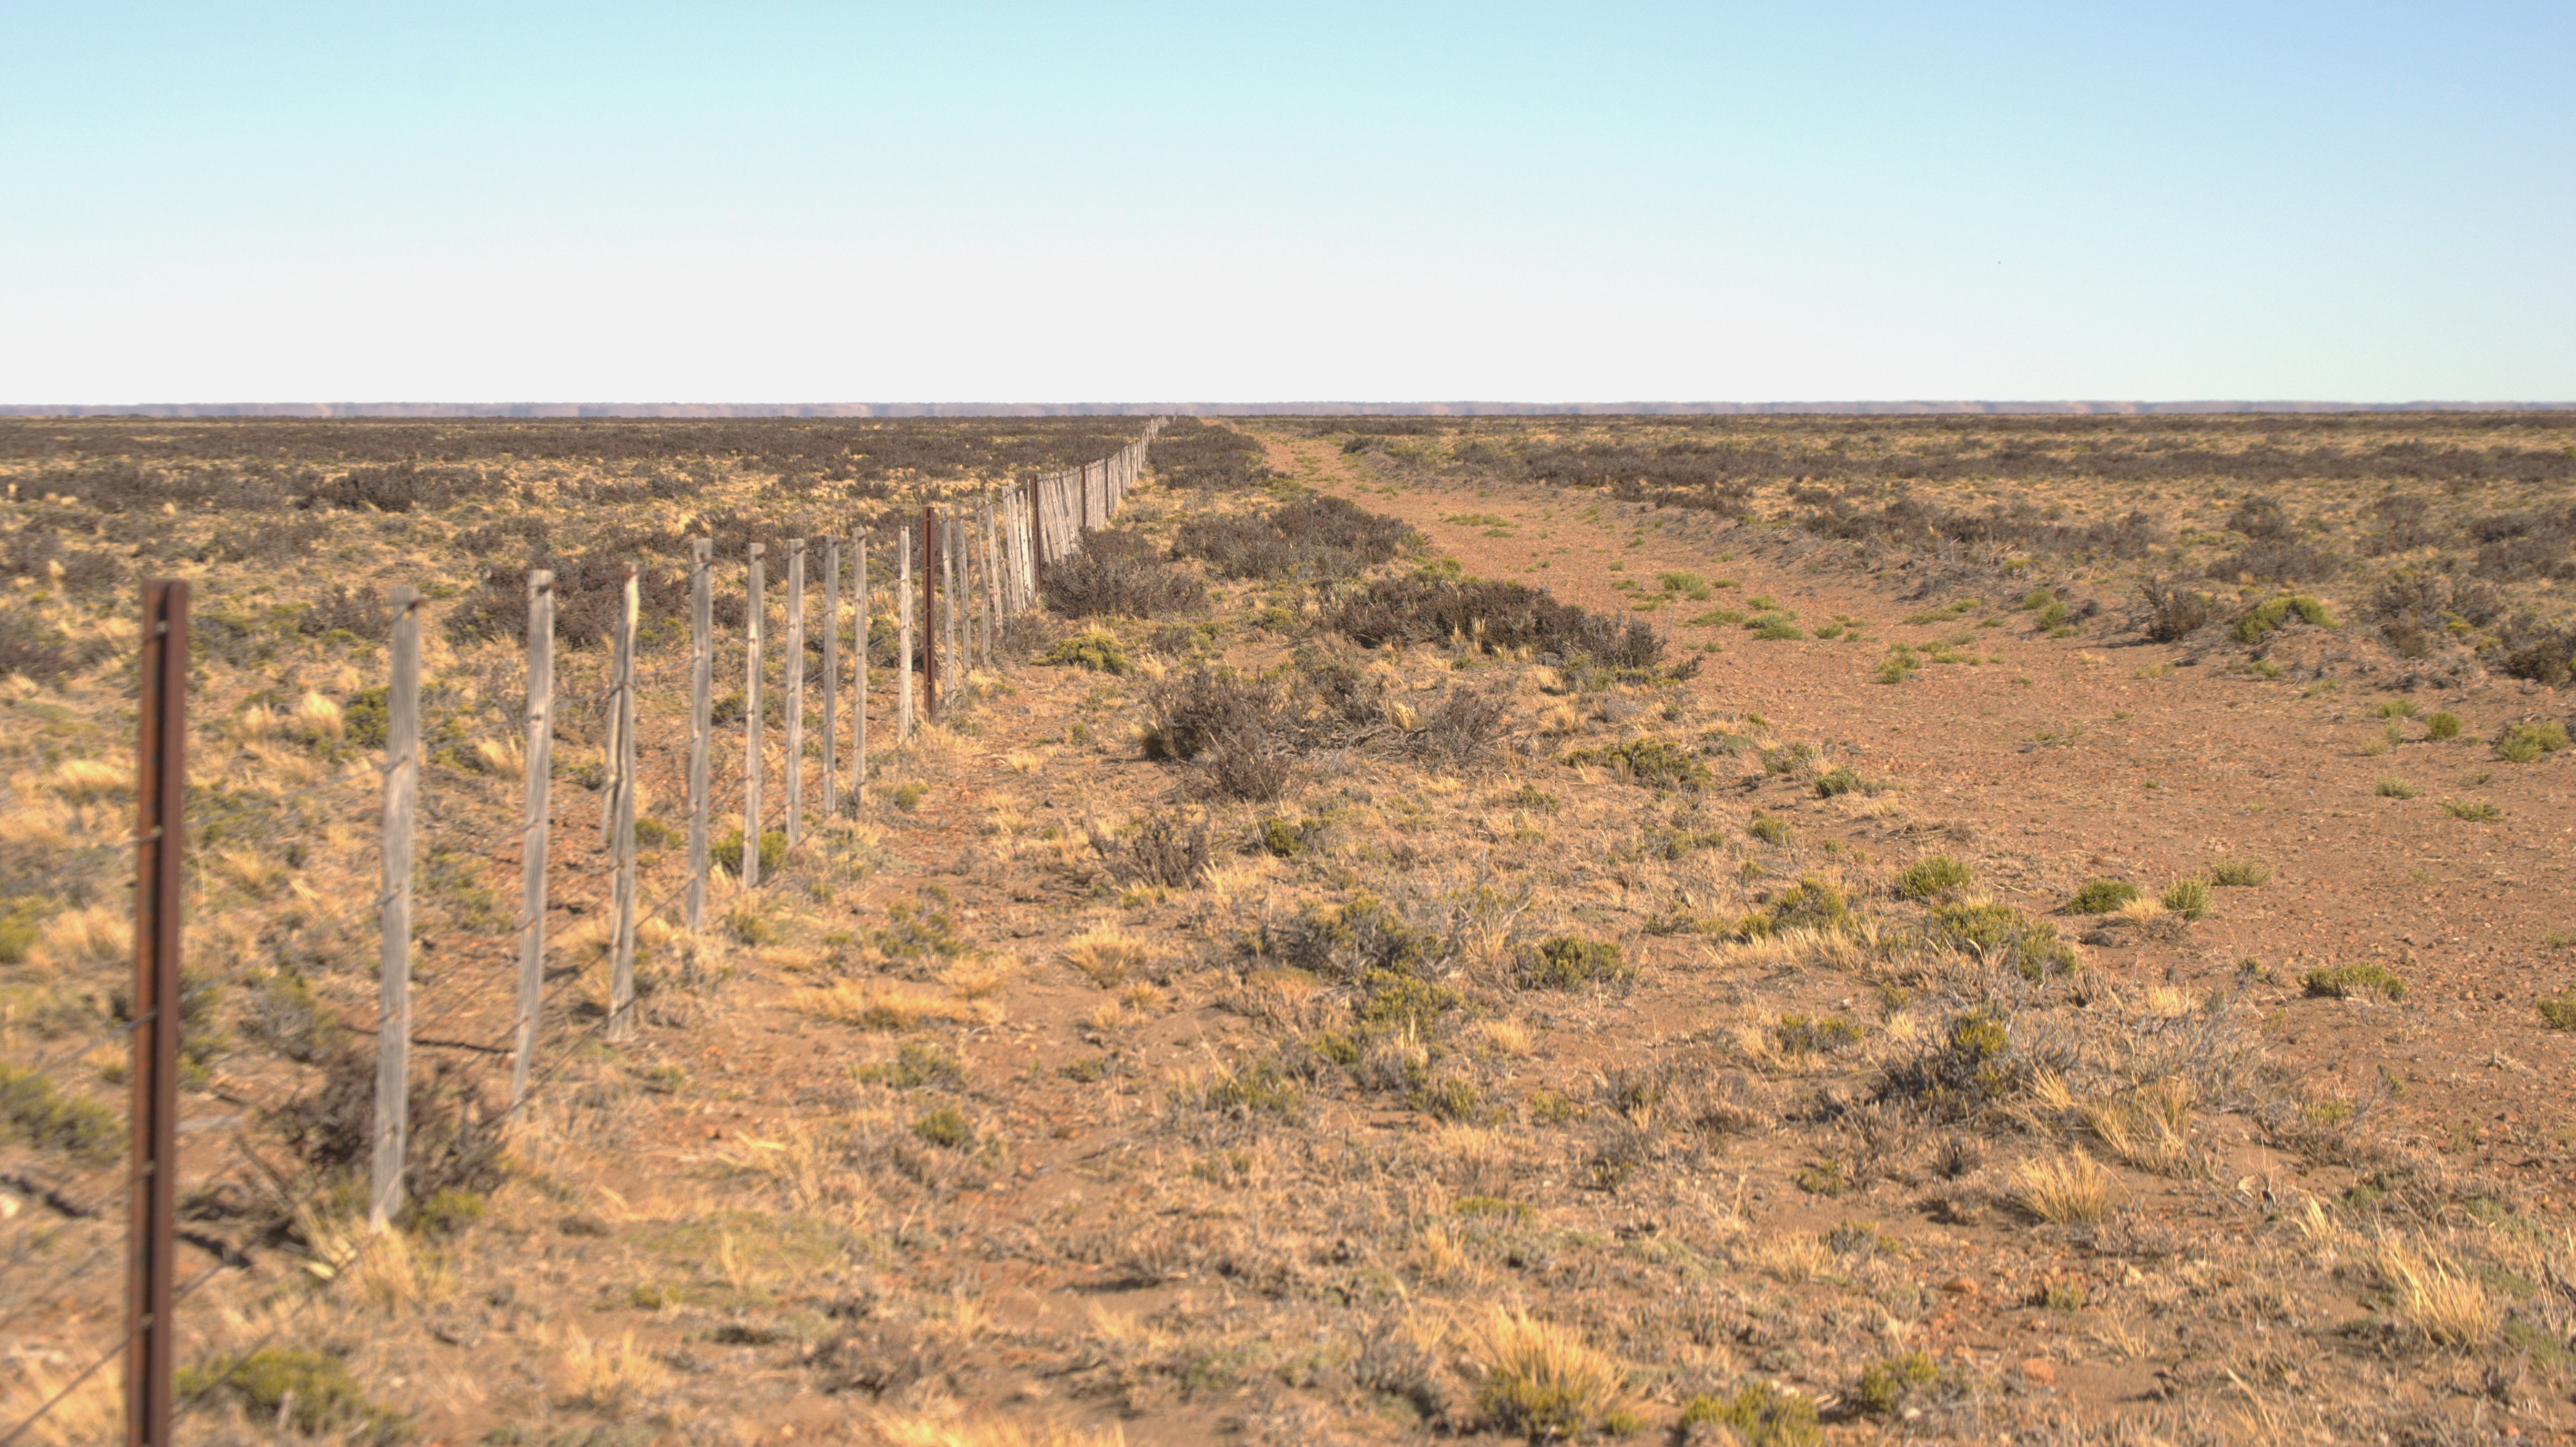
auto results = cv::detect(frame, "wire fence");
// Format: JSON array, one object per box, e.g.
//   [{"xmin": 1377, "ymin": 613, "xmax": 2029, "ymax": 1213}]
[{"xmin": 0, "ymin": 422, "xmax": 1161, "ymax": 1445}]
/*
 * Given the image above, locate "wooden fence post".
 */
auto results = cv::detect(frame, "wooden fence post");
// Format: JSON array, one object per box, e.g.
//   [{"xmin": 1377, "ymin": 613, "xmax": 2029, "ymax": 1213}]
[
  {"xmin": 369, "ymin": 586, "xmax": 422, "ymax": 1230},
  {"xmin": 607, "ymin": 571, "xmax": 640, "ymax": 1042},
  {"xmin": 687, "ymin": 540, "xmax": 711, "ymax": 932},
  {"xmin": 920, "ymin": 507, "xmax": 937, "ymax": 717},
  {"xmin": 941, "ymin": 509, "xmax": 959, "ymax": 695},
  {"xmin": 1027, "ymin": 478, "xmax": 1043, "ymax": 597},
  {"xmin": 821, "ymin": 538, "xmax": 839, "ymax": 820},
  {"xmin": 897, "ymin": 525, "xmax": 914, "ymax": 740},
  {"xmin": 511, "ymin": 571, "xmax": 554, "ymax": 1111},
  {"xmin": 743, "ymin": 542, "xmax": 764, "ymax": 889},
  {"xmin": 784, "ymin": 539, "xmax": 806, "ymax": 848},
  {"xmin": 127, "ymin": 578, "xmax": 186, "ymax": 1447},
  {"xmin": 854, "ymin": 527, "xmax": 869, "ymax": 797},
  {"xmin": 981, "ymin": 494, "xmax": 1002, "ymax": 666}
]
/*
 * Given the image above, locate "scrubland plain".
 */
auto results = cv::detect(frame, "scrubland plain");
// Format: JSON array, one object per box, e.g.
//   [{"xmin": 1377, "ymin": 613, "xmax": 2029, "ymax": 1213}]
[{"xmin": 6, "ymin": 412, "xmax": 2576, "ymax": 1445}]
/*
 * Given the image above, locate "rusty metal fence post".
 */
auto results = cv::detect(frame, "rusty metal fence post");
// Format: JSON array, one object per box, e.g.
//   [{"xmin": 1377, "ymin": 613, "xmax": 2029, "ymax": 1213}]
[{"xmin": 127, "ymin": 580, "xmax": 186, "ymax": 1447}]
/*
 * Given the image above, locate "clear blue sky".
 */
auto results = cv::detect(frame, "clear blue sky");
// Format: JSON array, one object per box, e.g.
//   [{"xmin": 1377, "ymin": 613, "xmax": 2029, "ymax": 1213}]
[{"xmin": 2, "ymin": 2, "xmax": 2568, "ymax": 404}]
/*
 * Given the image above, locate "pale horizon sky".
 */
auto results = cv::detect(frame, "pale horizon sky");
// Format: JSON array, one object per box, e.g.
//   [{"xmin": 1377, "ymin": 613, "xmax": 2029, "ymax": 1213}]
[{"xmin": 3, "ymin": 2, "xmax": 2569, "ymax": 405}]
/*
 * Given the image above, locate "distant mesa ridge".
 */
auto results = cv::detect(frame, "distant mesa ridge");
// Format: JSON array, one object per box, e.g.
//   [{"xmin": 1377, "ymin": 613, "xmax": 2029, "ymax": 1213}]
[{"xmin": 1, "ymin": 400, "xmax": 2568, "ymax": 419}]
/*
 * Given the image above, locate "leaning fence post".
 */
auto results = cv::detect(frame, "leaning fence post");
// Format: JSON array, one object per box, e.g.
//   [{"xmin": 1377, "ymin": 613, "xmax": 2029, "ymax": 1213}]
[
  {"xmin": 370, "ymin": 586, "xmax": 422, "ymax": 1231},
  {"xmin": 606, "ymin": 571, "xmax": 641, "ymax": 1042},
  {"xmin": 128, "ymin": 578, "xmax": 186, "ymax": 1447},
  {"xmin": 784, "ymin": 539, "xmax": 807, "ymax": 848},
  {"xmin": 743, "ymin": 542, "xmax": 765, "ymax": 889},
  {"xmin": 687, "ymin": 540, "xmax": 711, "ymax": 932},
  {"xmin": 897, "ymin": 525, "xmax": 915, "ymax": 740},
  {"xmin": 511, "ymin": 571, "xmax": 554, "ymax": 1113},
  {"xmin": 821, "ymin": 537, "xmax": 839, "ymax": 821}
]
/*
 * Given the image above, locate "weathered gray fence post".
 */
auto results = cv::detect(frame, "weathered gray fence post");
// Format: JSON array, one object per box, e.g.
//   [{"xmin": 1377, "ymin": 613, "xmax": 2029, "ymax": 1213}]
[
  {"xmin": 370, "ymin": 586, "xmax": 423, "ymax": 1230},
  {"xmin": 854, "ymin": 527, "xmax": 869, "ymax": 798},
  {"xmin": 897, "ymin": 525, "xmax": 915, "ymax": 740},
  {"xmin": 784, "ymin": 538, "xmax": 806, "ymax": 849},
  {"xmin": 607, "ymin": 571, "xmax": 640, "ymax": 1042},
  {"xmin": 743, "ymin": 542, "xmax": 765, "ymax": 888},
  {"xmin": 981, "ymin": 494, "xmax": 1002, "ymax": 667},
  {"xmin": 511, "ymin": 571, "xmax": 554, "ymax": 1113},
  {"xmin": 687, "ymin": 539, "xmax": 711, "ymax": 932},
  {"xmin": 941, "ymin": 507, "xmax": 959, "ymax": 695},
  {"xmin": 821, "ymin": 537, "xmax": 839, "ymax": 820}
]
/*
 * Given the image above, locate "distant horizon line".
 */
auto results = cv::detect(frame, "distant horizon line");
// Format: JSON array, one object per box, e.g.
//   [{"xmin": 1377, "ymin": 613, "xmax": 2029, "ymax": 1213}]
[{"xmin": 3, "ymin": 399, "xmax": 2571, "ymax": 420}]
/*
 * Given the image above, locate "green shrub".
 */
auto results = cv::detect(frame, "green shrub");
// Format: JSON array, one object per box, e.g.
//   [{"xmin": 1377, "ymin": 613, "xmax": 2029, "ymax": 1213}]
[
  {"xmin": 1680, "ymin": 1382, "xmax": 1820, "ymax": 1447},
  {"xmin": 1358, "ymin": 971, "xmax": 1462, "ymax": 1030},
  {"xmin": 1259, "ymin": 816, "xmax": 1306, "ymax": 857},
  {"xmin": 1749, "ymin": 616, "xmax": 1807, "ymax": 641},
  {"xmin": 2425, "ymin": 710, "xmax": 2464, "ymax": 740},
  {"xmin": 2538, "ymin": 992, "xmax": 2576, "ymax": 1031},
  {"xmin": 2207, "ymin": 856, "xmax": 2270, "ymax": 887},
  {"xmin": 1564, "ymin": 737, "xmax": 1710, "ymax": 789},
  {"xmin": 1043, "ymin": 625, "xmax": 1133, "ymax": 674},
  {"xmin": 0, "ymin": 1062, "xmax": 120, "ymax": 1165},
  {"xmin": 1748, "ymin": 813, "xmax": 1792, "ymax": 845},
  {"xmin": 2233, "ymin": 593, "xmax": 2333, "ymax": 644},
  {"xmin": 2376, "ymin": 777, "xmax": 2420, "ymax": 799},
  {"xmin": 911, "ymin": 1105, "xmax": 970, "ymax": 1148},
  {"xmin": 174, "ymin": 1349, "xmax": 408, "ymax": 1444},
  {"xmin": 1813, "ymin": 765, "xmax": 1862, "ymax": 797},
  {"xmin": 2304, "ymin": 962, "xmax": 2405, "ymax": 1001},
  {"xmin": 0, "ymin": 897, "xmax": 42, "ymax": 965},
  {"xmin": 2440, "ymin": 798, "xmax": 2503, "ymax": 821},
  {"xmin": 893, "ymin": 782, "xmax": 927, "ymax": 812},
  {"xmin": 1768, "ymin": 877, "xmax": 1849, "ymax": 932},
  {"xmin": 1521, "ymin": 935, "xmax": 1629, "ymax": 991},
  {"xmin": 724, "ymin": 905, "xmax": 773, "ymax": 946},
  {"xmin": 1927, "ymin": 902, "xmax": 2076, "ymax": 979},
  {"xmin": 1772, "ymin": 1015, "xmax": 1864, "ymax": 1057},
  {"xmin": 1854, "ymin": 1350, "xmax": 1941, "ymax": 1414},
  {"xmin": 403, "ymin": 1187, "xmax": 486, "ymax": 1238},
  {"xmin": 1688, "ymin": 607, "xmax": 1748, "ymax": 627},
  {"xmin": 2162, "ymin": 877, "xmax": 2210, "ymax": 921},
  {"xmin": 2495, "ymin": 720, "xmax": 2569, "ymax": 763},
  {"xmin": 711, "ymin": 826, "xmax": 787, "ymax": 876},
  {"xmin": 1896, "ymin": 855, "xmax": 1971, "ymax": 899},
  {"xmin": 2065, "ymin": 879, "xmax": 2140, "ymax": 914}
]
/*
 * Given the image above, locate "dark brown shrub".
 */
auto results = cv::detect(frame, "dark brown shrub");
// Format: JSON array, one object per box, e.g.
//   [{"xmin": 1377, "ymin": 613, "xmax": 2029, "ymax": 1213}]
[
  {"xmin": 0, "ymin": 613, "xmax": 77, "ymax": 683},
  {"xmin": 2206, "ymin": 539, "xmax": 2340, "ymax": 583},
  {"xmin": 1142, "ymin": 666, "xmax": 1283, "ymax": 762},
  {"xmin": 297, "ymin": 585, "xmax": 392, "ymax": 642},
  {"xmin": 294, "ymin": 460, "xmax": 491, "ymax": 512},
  {"xmin": 1148, "ymin": 418, "xmax": 1279, "ymax": 491},
  {"xmin": 1331, "ymin": 577, "xmax": 1664, "ymax": 670},
  {"xmin": 276, "ymin": 1048, "xmax": 505, "ymax": 1201},
  {"xmin": 1088, "ymin": 815, "xmax": 1213, "ymax": 888},
  {"xmin": 1041, "ymin": 527, "xmax": 1206, "ymax": 618},
  {"xmin": 2137, "ymin": 578, "xmax": 2214, "ymax": 642},
  {"xmin": 1173, "ymin": 495, "xmax": 1413, "ymax": 581}
]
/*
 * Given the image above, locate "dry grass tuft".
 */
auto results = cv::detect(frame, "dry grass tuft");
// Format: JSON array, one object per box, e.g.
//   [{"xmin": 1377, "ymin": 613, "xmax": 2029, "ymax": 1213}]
[
  {"xmin": 869, "ymin": 1413, "xmax": 1127, "ymax": 1447},
  {"xmin": 48, "ymin": 757, "xmax": 130, "ymax": 801},
  {"xmin": 0, "ymin": 1355, "xmax": 123, "ymax": 1447},
  {"xmin": 2083, "ymin": 1077, "xmax": 2195, "ymax": 1173},
  {"xmin": 2110, "ymin": 895, "xmax": 2166, "ymax": 925},
  {"xmin": 2012, "ymin": 1151, "xmax": 2115, "ymax": 1223},
  {"xmin": 556, "ymin": 1328, "xmax": 670, "ymax": 1415},
  {"xmin": 1061, "ymin": 930, "xmax": 1151, "ymax": 988},
  {"xmin": 28, "ymin": 904, "xmax": 129, "ymax": 974},
  {"xmin": 793, "ymin": 981, "xmax": 998, "ymax": 1030},
  {"xmin": 2374, "ymin": 1236, "xmax": 2499, "ymax": 1349},
  {"xmin": 1467, "ymin": 1308, "xmax": 1634, "ymax": 1441}
]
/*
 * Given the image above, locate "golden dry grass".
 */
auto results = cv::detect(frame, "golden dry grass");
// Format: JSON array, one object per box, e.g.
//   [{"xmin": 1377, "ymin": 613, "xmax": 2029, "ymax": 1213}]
[
  {"xmin": 2375, "ymin": 1236, "xmax": 2501, "ymax": 1349},
  {"xmin": 1467, "ymin": 1308, "xmax": 1634, "ymax": 1440},
  {"xmin": 869, "ymin": 1414, "xmax": 1126, "ymax": 1447},
  {"xmin": 555, "ymin": 1328, "xmax": 670, "ymax": 1415},
  {"xmin": 792, "ymin": 980, "xmax": 998, "ymax": 1030},
  {"xmin": 1061, "ymin": 928, "xmax": 1150, "ymax": 988},
  {"xmin": 2013, "ymin": 1151, "xmax": 2116, "ymax": 1224}
]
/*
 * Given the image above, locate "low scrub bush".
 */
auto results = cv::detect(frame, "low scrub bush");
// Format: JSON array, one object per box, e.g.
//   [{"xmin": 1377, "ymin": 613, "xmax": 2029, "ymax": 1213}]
[
  {"xmin": 2207, "ymin": 856, "xmax": 2270, "ymax": 887},
  {"xmin": 2137, "ymin": 577, "xmax": 2215, "ymax": 641},
  {"xmin": 2162, "ymin": 877, "xmax": 2210, "ymax": 921},
  {"xmin": 1087, "ymin": 815, "xmax": 1211, "ymax": 889},
  {"xmin": 1925, "ymin": 902, "xmax": 2076, "ymax": 978},
  {"xmin": 1148, "ymin": 417, "xmax": 1280, "ymax": 491},
  {"xmin": 1471, "ymin": 1309, "xmax": 1639, "ymax": 1442},
  {"xmin": 2304, "ymin": 961, "xmax": 2406, "ymax": 1001},
  {"xmin": 175, "ymin": 1349, "xmax": 408, "ymax": 1444},
  {"xmin": 2233, "ymin": 593, "xmax": 2332, "ymax": 644},
  {"xmin": 1563, "ymin": 737, "xmax": 1708, "ymax": 789},
  {"xmin": 1895, "ymin": 854, "xmax": 1972, "ymax": 900},
  {"xmin": 1043, "ymin": 624, "xmax": 1133, "ymax": 673},
  {"xmin": 1679, "ymin": 1382, "xmax": 1818, "ymax": 1446},
  {"xmin": 1172, "ymin": 494, "xmax": 1412, "ymax": 580},
  {"xmin": 1519, "ymin": 935, "xmax": 1629, "ymax": 990},
  {"xmin": 1331, "ymin": 577, "xmax": 1665, "ymax": 670},
  {"xmin": 1041, "ymin": 528, "xmax": 1206, "ymax": 618},
  {"xmin": 2494, "ymin": 720, "xmax": 2569, "ymax": 763},
  {"xmin": 2539, "ymin": 992, "xmax": 2576, "ymax": 1030},
  {"xmin": 2065, "ymin": 879, "xmax": 2140, "ymax": 914}
]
